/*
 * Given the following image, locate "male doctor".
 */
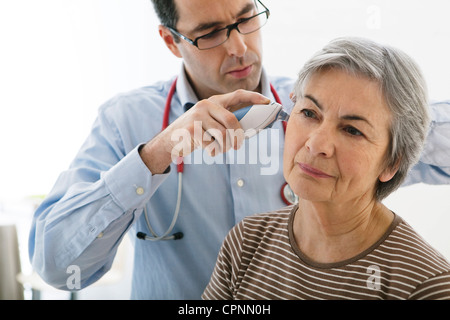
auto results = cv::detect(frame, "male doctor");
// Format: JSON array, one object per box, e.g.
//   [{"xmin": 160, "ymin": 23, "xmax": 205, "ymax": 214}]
[{"xmin": 29, "ymin": 0, "xmax": 450, "ymax": 299}]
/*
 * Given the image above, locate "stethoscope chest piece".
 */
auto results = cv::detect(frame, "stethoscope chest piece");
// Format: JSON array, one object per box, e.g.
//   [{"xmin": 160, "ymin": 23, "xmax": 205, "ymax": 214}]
[{"xmin": 281, "ymin": 182, "xmax": 298, "ymax": 206}]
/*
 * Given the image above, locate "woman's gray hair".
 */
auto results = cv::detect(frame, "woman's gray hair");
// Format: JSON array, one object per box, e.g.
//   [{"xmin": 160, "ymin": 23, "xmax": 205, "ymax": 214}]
[{"xmin": 293, "ymin": 37, "xmax": 430, "ymax": 200}]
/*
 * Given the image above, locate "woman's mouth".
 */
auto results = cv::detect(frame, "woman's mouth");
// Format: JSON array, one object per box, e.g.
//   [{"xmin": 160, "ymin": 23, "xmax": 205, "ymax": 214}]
[{"xmin": 298, "ymin": 163, "xmax": 333, "ymax": 179}]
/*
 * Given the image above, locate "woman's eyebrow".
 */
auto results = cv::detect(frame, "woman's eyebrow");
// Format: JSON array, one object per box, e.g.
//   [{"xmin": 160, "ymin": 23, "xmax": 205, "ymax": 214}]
[
  {"xmin": 305, "ymin": 94, "xmax": 323, "ymax": 110},
  {"xmin": 341, "ymin": 114, "xmax": 374, "ymax": 128},
  {"xmin": 305, "ymin": 94, "xmax": 374, "ymax": 127}
]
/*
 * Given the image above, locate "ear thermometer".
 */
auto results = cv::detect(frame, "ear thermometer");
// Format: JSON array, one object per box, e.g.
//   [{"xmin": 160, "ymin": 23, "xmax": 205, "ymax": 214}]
[{"xmin": 233, "ymin": 102, "xmax": 289, "ymax": 138}]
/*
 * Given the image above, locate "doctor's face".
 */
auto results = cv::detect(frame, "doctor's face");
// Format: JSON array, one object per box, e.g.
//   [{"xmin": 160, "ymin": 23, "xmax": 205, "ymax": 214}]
[
  {"xmin": 171, "ymin": 0, "xmax": 264, "ymax": 99},
  {"xmin": 283, "ymin": 68, "xmax": 396, "ymax": 205}
]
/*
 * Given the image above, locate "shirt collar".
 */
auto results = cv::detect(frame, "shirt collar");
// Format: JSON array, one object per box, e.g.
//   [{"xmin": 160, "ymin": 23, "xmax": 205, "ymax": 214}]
[
  {"xmin": 176, "ymin": 64, "xmax": 272, "ymax": 113},
  {"xmin": 259, "ymin": 68, "xmax": 272, "ymax": 99},
  {"xmin": 176, "ymin": 65, "xmax": 198, "ymax": 112}
]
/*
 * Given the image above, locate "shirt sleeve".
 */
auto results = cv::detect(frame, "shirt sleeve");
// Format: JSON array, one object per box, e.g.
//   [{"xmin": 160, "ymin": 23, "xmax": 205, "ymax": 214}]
[
  {"xmin": 408, "ymin": 271, "xmax": 450, "ymax": 300},
  {"xmin": 28, "ymin": 104, "xmax": 170, "ymax": 290},
  {"xmin": 202, "ymin": 221, "xmax": 245, "ymax": 300},
  {"xmin": 403, "ymin": 101, "xmax": 450, "ymax": 185}
]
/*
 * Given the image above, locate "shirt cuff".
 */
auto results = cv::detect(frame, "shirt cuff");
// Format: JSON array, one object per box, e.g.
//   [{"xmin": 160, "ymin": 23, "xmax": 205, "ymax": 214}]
[{"xmin": 103, "ymin": 144, "xmax": 170, "ymax": 211}]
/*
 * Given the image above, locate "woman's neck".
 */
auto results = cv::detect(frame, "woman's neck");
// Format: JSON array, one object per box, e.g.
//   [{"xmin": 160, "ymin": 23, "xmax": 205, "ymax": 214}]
[{"xmin": 293, "ymin": 199, "xmax": 394, "ymax": 264}]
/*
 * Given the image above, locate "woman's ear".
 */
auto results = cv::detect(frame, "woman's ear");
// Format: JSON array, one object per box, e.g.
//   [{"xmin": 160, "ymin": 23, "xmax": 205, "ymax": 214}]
[
  {"xmin": 289, "ymin": 92, "xmax": 297, "ymax": 103},
  {"xmin": 158, "ymin": 25, "xmax": 182, "ymax": 58},
  {"xmin": 379, "ymin": 159, "xmax": 400, "ymax": 183}
]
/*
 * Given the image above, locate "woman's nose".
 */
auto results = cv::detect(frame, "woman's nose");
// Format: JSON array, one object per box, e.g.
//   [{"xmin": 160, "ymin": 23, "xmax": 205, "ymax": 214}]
[{"xmin": 305, "ymin": 126, "xmax": 335, "ymax": 158}]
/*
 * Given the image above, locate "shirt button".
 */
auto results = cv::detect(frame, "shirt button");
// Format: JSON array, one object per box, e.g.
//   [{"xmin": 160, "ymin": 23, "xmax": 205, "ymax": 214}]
[
  {"xmin": 97, "ymin": 232, "xmax": 104, "ymax": 238},
  {"xmin": 237, "ymin": 179, "xmax": 245, "ymax": 187},
  {"xmin": 136, "ymin": 187, "xmax": 145, "ymax": 195}
]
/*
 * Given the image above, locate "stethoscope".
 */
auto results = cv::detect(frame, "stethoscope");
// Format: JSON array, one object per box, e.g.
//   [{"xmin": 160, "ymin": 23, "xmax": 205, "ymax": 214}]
[{"xmin": 137, "ymin": 78, "xmax": 298, "ymax": 242}]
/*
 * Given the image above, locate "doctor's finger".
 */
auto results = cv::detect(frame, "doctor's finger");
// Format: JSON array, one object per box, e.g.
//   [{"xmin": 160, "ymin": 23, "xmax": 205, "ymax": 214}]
[
  {"xmin": 200, "ymin": 119, "xmax": 238, "ymax": 154},
  {"xmin": 208, "ymin": 89, "xmax": 270, "ymax": 112},
  {"xmin": 189, "ymin": 98, "xmax": 239, "ymax": 130},
  {"xmin": 203, "ymin": 130, "xmax": 242, "ymax": 157}
]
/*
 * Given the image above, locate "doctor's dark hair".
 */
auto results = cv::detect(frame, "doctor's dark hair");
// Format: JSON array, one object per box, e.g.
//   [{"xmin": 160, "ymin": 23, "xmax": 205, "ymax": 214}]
[
  {"xmin": 293, "ymin": 37, "xmax": 430, "ymax": 201},
  {"xmin": 150, "ymin": 0, "xmax": 180, "ymax": 41},
  {"xmin": 151, "ymin": 0, "xmax": 178, "ymax": 28}
]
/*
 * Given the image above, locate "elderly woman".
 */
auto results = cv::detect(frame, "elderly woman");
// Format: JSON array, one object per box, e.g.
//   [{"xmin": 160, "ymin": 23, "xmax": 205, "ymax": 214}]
[{"xmin": 202, "ymin": 37, "xmax": 450, "ymax": 300}]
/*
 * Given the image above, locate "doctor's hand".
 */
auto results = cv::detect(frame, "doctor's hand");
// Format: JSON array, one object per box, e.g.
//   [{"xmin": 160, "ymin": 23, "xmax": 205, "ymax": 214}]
[{"xmin": 139, "ymin": 89, "xmax": 270, "ymax": 174}]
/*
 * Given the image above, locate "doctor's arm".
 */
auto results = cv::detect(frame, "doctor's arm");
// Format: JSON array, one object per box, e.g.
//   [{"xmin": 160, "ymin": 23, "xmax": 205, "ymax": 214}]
[
  {"xmin": 28, "ymin": 109, "xmax": 168, "ymax": 290},
  {"xmin": 403, "ymin": 101, "xmax": 450, "ymax": 186},
  {"xmin": 29, "ymin": 89, "xmax": 269, "ymax": 290}
]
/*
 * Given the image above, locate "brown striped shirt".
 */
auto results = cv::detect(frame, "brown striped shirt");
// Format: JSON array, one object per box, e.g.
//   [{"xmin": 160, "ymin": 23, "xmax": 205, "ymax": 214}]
[{"xmin": 202, "ymin": 205, "xmax": 450, "ymax": 300}]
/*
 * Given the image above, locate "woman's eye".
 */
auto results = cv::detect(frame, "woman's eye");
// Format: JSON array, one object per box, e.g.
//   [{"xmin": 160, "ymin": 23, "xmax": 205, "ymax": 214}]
[
  {"xmin": 301, "ymin": 109, "xmax": 317, "ymax": 119},
  {"xmin": 344, "ymin": 126, "xmax": 364, "ymax": 137}
]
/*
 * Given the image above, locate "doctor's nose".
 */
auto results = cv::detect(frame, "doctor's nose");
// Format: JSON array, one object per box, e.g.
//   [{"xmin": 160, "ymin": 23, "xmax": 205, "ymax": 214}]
[
  {"xmin": 224, "ymin": 29, "xmax": 247, "ymax": 57},
  {"xmin": 305, "ymin": 128, "xmax": 335, "ymax": 158}
]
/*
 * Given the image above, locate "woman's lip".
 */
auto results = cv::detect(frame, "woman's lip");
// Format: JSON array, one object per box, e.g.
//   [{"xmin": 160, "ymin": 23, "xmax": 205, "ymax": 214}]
[
  {"xmin": 227, "ymin": 65, "xmax": 253, "ymax": 78},
  {"xmin": 298, "ymin": 163, "xmax": 333, "ymax": 178}
]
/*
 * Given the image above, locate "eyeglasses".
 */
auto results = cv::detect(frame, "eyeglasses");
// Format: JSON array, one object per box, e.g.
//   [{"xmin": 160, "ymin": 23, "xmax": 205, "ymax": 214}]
[{"xmin": 167, "ymin": 0, "xmax": 270, "ymax": 50}]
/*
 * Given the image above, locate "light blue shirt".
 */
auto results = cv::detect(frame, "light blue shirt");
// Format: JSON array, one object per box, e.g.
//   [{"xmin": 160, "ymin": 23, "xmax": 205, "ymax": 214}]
[
  {"xmin": 29, "ymin": 67, "xmax": 450, "ymax": 299},
  {"xmin": 403, "ymin": 100, "xmax": 450, "ymax": 185}
]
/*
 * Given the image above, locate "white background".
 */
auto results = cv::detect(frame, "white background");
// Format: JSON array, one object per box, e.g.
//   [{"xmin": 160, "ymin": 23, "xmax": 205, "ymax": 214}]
[{"xmin": 0, "ymin": 0, "xmax": 449, "ymax": 299}]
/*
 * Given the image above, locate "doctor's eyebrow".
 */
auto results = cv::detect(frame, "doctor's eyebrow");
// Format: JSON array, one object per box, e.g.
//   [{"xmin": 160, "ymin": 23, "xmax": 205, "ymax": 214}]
[
  {"xmin": 192, "ymin": 2, "xmax": 256, "ymax": 33},
  {"xmin": 304, "ymin": 94, "xmax": 374, "ymax": 128}
]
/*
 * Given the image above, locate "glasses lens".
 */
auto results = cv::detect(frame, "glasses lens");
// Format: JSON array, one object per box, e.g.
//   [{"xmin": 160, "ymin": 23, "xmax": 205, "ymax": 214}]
[
  {"xmin": 238, "ymin": 12, "xmax": 268, "ymax": 35},
  {"xmin": 197, "ymin": 29, "xmax": 229, "ymax": 50},
  {"xmin": 196, "ymin": 10, "xmax": 269, "ymax": 50}
]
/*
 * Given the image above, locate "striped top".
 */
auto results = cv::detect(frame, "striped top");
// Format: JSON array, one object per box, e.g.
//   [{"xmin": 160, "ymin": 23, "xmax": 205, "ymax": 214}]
[{"xmin": 202, "ymin": 205, "xmax": 450, "ymax": 300}]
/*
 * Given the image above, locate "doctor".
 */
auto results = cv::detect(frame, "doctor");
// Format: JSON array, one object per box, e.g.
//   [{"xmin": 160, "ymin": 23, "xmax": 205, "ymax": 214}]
[{"xmin": 29, "ymin": 0, "xmax": 450, "ymax": 299}]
